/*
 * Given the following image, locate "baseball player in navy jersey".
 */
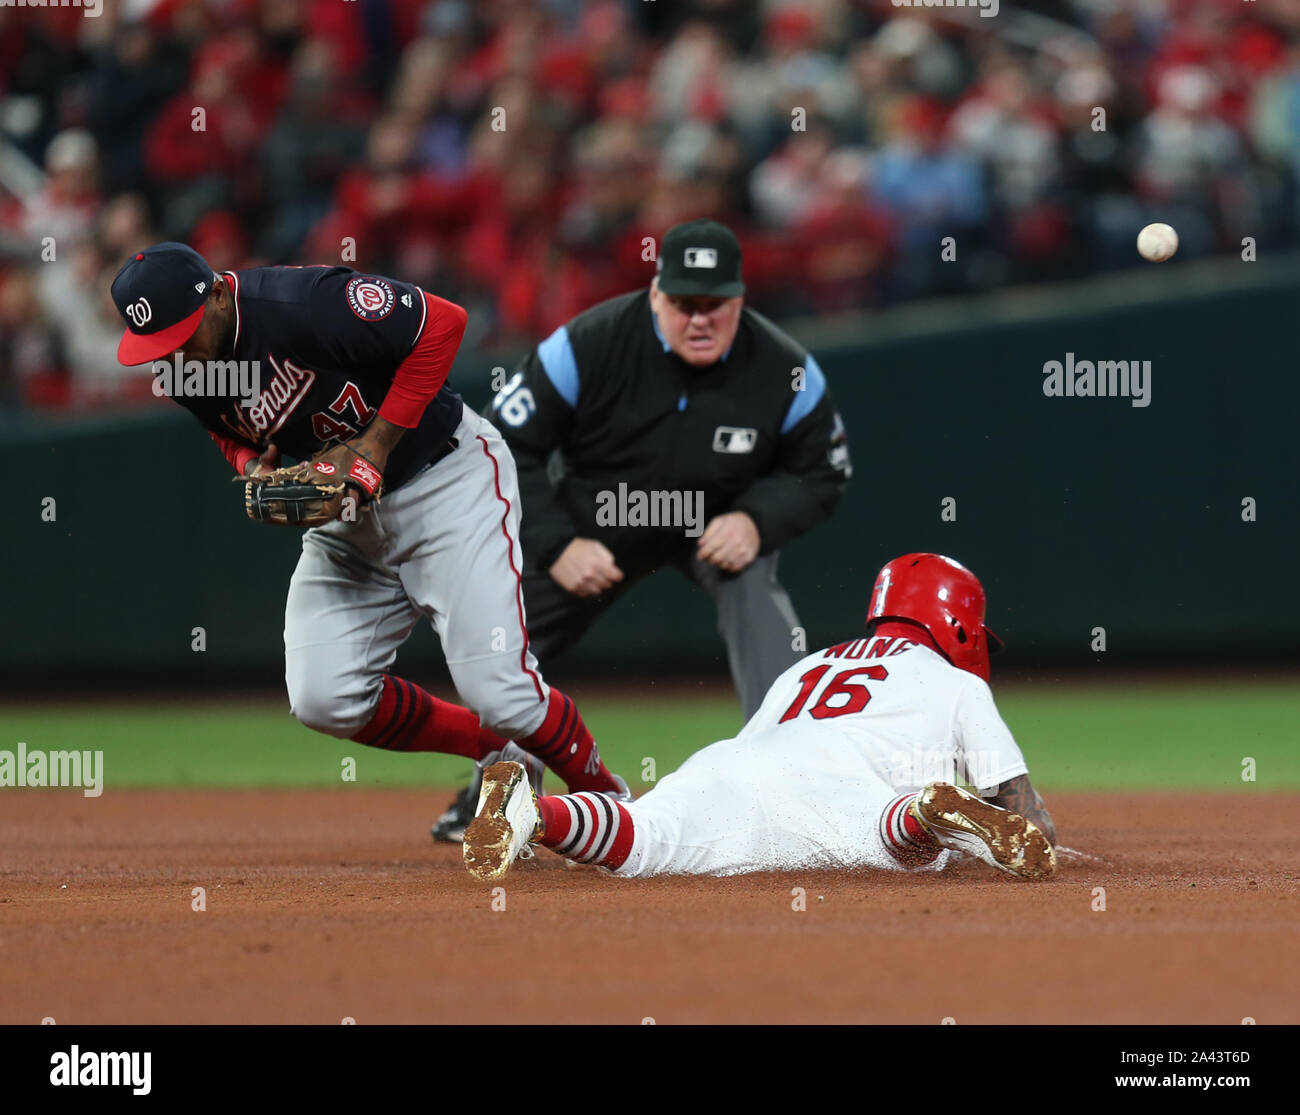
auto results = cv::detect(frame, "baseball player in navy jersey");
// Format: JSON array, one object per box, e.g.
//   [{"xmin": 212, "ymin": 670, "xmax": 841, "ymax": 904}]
[
  {"xmin": 110, "ymin": 242, "xmax": 627, "ymax": 811},
  {"xmin": 462, "ymin": 554, "xmax": 1058, "ymax": 883}
]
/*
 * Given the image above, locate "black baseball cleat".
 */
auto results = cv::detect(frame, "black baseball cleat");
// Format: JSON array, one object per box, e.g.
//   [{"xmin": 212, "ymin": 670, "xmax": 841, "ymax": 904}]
[
  {"xmin": 431, "ymin": 744, "xmax": 544, "ymax": 845},
  {"xmin": 431, "ymin": 782, "xmax": 475, "ymax": 844}
]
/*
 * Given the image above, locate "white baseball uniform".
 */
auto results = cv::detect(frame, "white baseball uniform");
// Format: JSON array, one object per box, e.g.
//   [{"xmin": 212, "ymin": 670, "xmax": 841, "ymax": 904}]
[{"xmin": 616, "ymin": 633, "xmax": 1030, "ymax": 877}]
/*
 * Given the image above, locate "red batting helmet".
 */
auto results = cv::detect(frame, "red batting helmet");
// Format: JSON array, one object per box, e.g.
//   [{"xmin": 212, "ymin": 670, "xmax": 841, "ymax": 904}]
[{"xmin": 866, "ymin": 553, "xmax": 1003, "ymax": 681}]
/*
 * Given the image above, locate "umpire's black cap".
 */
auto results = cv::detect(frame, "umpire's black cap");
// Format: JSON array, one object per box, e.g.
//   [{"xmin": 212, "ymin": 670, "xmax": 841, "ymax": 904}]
[{"xmin": 656, "ymin": 219, "xmax": 745, "ymax": 298}]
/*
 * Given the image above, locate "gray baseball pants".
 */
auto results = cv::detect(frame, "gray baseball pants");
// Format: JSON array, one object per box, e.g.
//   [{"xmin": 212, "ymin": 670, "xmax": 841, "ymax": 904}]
[{"xmin": 283, "ymin": 409, "xmax": 550, "ymax": 741}]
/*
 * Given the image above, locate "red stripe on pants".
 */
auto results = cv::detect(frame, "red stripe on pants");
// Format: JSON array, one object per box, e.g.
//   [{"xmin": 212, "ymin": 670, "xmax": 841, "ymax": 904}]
[{"xmin": 476, "ymin": 435, "xmax": 544, "ymax": 701}]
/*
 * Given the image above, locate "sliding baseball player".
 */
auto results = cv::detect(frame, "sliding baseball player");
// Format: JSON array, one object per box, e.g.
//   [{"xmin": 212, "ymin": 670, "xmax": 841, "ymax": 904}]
[{"xmin": 462, "ymin": 553, "xmax": 1057, "ymax": 882}]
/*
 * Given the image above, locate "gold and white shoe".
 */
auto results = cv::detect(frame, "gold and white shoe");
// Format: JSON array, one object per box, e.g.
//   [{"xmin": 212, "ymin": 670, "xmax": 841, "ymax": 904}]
[
  {"xmin": 913, "ymin": 782, "xmax": 1056, "ymax": 881},
  {"xmin": 462, "ymin": 761, "xmax": 541, "ymax": 882},
  {"xmin": 433, "ymin": 743, "xmax": 544, "ymax": 845}
]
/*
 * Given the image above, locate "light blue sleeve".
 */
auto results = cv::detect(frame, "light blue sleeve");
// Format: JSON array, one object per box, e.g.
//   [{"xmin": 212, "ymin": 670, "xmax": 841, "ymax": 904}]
[
  {"xmin": 536, "ymin": 325, "xmax": 580, "ymax": 408},
  {"xmin": 781, "ymin": 353, "xmax": 826, "ymax": 434}
]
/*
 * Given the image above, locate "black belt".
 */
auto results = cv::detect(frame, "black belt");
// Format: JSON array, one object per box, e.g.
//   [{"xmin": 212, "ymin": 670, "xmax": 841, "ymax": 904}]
[{"xmin": 388, "ymin": 435, "xmax": 460, "ymax": 492}]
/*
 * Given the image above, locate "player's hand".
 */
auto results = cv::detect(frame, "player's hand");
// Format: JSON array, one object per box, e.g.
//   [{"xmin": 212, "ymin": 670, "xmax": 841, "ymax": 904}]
[
  {"xmin": 246, "ymin": 443, "xmax": 280, "ymax": 477},
  {"xmin": 696, "ymin": 511, "xmax": 761, "ymax": 573},
  {"xmin": 313, "ymin": 437, "xmax": 385, "ymax": 481},
  {"xmin": 344, "ymin": 417, "xmax": 407, "ymax": 479},
  {"xmin": 314, "ymin": 431, "xmax": 389, "ymax": 501},
  {"xmin": 550, "ymin": 538, "xmax": 625, "ymax": 598},
  {"xmin": 282, "ymin": 436, "xmax": 383, "ymax": 525}
]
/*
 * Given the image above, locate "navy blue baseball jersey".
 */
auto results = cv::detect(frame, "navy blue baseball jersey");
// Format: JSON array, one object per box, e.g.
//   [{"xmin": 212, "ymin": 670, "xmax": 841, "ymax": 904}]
[{"xmin": 179, "ymin": 265, "xmax": 464, "ymax": 491}]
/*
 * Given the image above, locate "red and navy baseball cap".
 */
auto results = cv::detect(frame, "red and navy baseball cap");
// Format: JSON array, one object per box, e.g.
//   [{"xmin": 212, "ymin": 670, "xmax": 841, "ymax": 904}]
[{"xmin": 111, "ymin": 242, "xmax": 214, "ymax": 366}]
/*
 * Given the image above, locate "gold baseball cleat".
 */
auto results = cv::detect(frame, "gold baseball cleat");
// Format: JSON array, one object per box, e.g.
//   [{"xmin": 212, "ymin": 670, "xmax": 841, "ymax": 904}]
[
  {"xmin": 462, "ymin": 761, "xmax": 542, "ymax": 883},
  {"xmin": 913, "ymin": 782, "xmax": 1057, "ymax": 880}
]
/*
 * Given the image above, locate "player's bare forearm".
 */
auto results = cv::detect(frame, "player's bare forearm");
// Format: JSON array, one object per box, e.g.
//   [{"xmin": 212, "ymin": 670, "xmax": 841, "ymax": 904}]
[
  {"xmin": 352, "ymin": 416, "xmax": 406, "ymax": 467},
  {"xmin": 989, "ymin": 774, "xmax": 1057, "ymax": 845},
  {"xmin": 308, "ymin": 417, "xmax": 404, "ymax": 496}
]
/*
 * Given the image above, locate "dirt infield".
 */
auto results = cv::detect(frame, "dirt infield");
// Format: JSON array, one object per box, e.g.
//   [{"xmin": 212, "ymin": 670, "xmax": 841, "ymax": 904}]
[{"xmin": 1, "ymin": 789, "xmax": 1295, "ymax": 1024}]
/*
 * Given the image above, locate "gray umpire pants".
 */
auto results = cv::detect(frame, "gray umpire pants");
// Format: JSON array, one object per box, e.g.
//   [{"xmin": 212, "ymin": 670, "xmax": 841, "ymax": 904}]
[
  {"xmin": 689, "ymin": 553, "xmax": 805, "ymax": 719},
  {"xmin": 439, "ymin": 545, "xmax": 804, "ymax": 809},
  {"xmin": 521, "ymin": 549, "xmax": 804, "ymax": 723}
]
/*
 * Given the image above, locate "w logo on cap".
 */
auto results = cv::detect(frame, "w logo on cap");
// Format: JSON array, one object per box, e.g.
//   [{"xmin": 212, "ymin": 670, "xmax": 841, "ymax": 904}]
[
  {"xmin": 125, "ymin": 298, "xmax": 152, "ymax": 327},
  {"xmin": 111, "ymin": 241, "xmax": 214, "ymax": 365}
]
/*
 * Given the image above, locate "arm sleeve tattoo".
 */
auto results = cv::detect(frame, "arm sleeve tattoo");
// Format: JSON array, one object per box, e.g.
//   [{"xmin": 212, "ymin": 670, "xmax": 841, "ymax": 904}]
[{"xmin": 990, "ymin": 773, "xmax": 1057, "ymax": 845}]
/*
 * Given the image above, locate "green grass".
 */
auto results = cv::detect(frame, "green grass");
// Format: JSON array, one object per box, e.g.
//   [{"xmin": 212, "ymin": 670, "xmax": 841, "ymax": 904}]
[
  {"xmin": 2, "ymin": 681, "xmax": 1296, "ymax": 792},
  {"xmin": 995, "ymin": 682, "xmax": 1297, "ymax": 790}
]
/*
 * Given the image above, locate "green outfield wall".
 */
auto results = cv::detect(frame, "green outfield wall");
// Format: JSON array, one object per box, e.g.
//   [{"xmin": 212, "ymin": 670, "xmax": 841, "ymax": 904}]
[{"xmin": 4, "ymin": 256, "xmax": 1294, "ymax": 686}]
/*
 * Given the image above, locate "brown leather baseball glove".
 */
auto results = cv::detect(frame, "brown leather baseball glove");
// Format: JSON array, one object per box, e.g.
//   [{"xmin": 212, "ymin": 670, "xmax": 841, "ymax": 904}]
[{"xmin": 242, "ymin": 443, "xmax": 383, "ymax": 526}]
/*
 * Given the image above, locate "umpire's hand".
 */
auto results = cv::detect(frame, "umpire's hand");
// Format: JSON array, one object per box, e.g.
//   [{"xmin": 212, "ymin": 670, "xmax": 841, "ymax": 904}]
[
  {"xmin": 697, "ymin": 511, "xmax": 761, "ymax": 574},
  {"xmin": 550, "ymin": 538, "xmax": 625, "ymax": 597}
]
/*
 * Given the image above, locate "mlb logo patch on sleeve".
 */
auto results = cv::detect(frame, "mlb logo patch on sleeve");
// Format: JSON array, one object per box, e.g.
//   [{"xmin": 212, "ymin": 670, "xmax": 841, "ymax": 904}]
[{"xmin": 713, "ymin": 426, "xmax": 758, "ymax": 454}]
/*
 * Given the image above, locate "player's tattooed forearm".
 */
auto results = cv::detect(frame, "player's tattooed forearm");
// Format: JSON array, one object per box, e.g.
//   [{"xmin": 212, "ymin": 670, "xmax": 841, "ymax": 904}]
[
  {"xmin": 991, "ymin": 774, "xmax": 1057, "ymax": 845},
  {"xmin": 991, "ymin": 774, "xmax": 1036, "ymax": 814}
]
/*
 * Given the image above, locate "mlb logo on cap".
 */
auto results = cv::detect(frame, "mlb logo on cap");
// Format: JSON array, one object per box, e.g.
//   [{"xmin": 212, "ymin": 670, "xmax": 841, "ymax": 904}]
[
  {"xmin": 657, "ymin": 219, "xmax": 745, "ymax": 298},
  {"xmin": 111, "ymin": 241, "xmax": 214, "ymax": 366}
]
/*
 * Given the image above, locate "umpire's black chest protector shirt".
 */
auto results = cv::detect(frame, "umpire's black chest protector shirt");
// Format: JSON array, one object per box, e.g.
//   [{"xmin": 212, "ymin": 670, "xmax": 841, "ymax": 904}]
[{"xmin": 491, "ymin": 289, "xmax": 851, "ymax": 570}]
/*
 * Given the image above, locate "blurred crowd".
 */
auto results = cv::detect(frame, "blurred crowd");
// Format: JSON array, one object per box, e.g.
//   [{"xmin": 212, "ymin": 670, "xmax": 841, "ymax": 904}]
[{"xmin": 3, "ymin": 0, "xmax": 1300, "ymax": 413}]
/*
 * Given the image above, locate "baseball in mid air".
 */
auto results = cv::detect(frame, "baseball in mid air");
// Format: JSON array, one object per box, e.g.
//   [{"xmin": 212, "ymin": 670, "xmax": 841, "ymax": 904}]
[{"xmin": 1137, "ymin": 223, "xmax": 1179, "ymax": 262}]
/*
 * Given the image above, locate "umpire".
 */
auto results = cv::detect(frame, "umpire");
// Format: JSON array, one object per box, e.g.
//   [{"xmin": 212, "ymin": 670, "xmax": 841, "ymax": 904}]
[{"xmin": 434, "ymin": 219, "xmax": 852, "ymax": 840}]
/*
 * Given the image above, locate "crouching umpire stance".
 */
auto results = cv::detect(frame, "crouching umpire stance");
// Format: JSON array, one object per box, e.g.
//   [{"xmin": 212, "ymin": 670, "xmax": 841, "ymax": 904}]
[{"xmin": 433, "ymin": 219, "xmax": 852, "ymax": 841}]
